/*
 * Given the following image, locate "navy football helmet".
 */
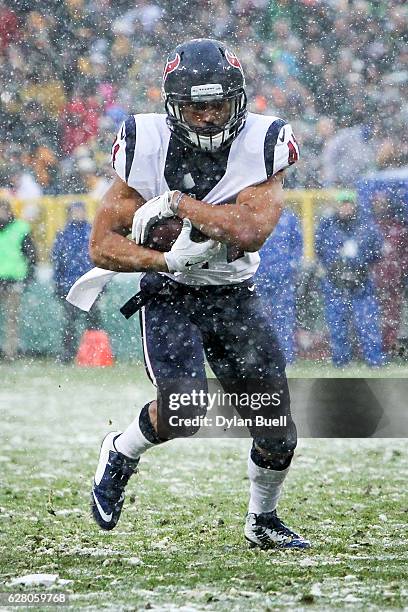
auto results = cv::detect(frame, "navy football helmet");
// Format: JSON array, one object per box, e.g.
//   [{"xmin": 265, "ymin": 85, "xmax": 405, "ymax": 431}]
[{"xmin": 162, "ymin": 38, "xmax": 247, "ymax": 152}]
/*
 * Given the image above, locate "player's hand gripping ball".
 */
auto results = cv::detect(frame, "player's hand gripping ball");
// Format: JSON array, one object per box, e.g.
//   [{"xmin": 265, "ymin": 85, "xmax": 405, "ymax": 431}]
[
  {"xmin": 132, "ymin": 191, "xmax": 176, "ymax": 245},
  {"xmin": 142, "ymin": 217, "xmax": 210, "ymax": 252},
  {"xmin": 164, "ymin": 219, "xmax": 221, "ymax": 273},
  {"xmin": 132, "ymin": 191, "xmax": 209, "ymax": 252}
]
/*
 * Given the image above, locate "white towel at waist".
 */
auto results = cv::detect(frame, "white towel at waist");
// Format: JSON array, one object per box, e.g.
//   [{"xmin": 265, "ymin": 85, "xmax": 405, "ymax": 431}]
[{"xmin": 66, "ymin": 267, "xmax": 118, "ymax": 311}]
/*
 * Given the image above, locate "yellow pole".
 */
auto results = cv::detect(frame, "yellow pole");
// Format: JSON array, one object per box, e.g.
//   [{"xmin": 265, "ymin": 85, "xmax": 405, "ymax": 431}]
[{"xmin": 300, "ymin": 193, "xmax": 314, "ymax": 262}]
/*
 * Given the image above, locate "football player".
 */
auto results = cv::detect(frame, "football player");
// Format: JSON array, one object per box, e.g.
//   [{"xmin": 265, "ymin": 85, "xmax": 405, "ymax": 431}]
[{"xmin": 88, "ymin": 39, "xmax": 309, "ymax": 549}]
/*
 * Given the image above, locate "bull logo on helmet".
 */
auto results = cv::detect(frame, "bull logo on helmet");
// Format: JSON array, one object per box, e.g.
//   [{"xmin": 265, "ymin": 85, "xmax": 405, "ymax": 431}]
[
  {"xmin": 163, "ymin": 53, "xmax": 181, "ymax": 82},
  {"xmin": 225, "ymin": 49, "xmax": 243, "ymax": 73}
]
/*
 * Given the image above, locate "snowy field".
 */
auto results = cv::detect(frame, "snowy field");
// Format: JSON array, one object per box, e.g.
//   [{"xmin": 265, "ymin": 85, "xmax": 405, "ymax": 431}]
[{"xmin": 1, "ymin": 360, "xmax": 407, "ymax": 610}]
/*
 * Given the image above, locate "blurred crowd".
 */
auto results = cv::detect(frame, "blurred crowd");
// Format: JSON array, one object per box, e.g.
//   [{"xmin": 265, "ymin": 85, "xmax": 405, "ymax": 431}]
[
  {"xmin": 258, "ymin": 189, "xmax": 408, "ymax": 366},
  {"xmin": 0, "ymin": 0, "xmax": 407, "ymax": 203},
  {"xmin": 0, "ymin": 0, "xmax": 407, "ymax": 364}
]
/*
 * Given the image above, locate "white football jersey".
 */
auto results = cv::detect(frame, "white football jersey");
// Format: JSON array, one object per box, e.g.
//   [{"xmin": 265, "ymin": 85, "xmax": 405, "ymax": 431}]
[{"xmin": 111, "ymin": 112, "xmax": 299, "ymax": 286}]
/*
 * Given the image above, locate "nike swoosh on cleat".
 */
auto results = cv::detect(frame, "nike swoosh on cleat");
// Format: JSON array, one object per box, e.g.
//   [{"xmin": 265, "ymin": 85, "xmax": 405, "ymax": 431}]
[{"xmin": 92, "ymin": 491, "xmax": 113, "ymax": 523}]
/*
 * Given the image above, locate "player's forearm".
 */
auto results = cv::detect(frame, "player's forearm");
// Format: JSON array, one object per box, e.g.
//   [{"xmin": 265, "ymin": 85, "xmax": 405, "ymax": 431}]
[
  {"xmin": 176, "ymin": 194, "xmax": 280, "ymax": 252},
  {"xmin": 90, "ymin": 233, "xmax": 168, "ymax": 272}
]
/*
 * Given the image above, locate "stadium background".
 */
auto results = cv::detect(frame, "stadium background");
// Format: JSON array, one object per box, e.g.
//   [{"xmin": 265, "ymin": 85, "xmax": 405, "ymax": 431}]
[
  {"xmin": 0, "ymin": 0, "xmax": 407, "ymax": 359},
  {"xmin": 1, "ymin": 3, "xmax": 408, "ymax": 609}
]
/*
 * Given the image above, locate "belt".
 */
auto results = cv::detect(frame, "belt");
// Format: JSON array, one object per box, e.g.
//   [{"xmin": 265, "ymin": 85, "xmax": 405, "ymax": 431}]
[
  {"xmin": 120, "ymin": 275, "xmax": 255, "ymax": 319},
  {"xmin": 120, "ymin": 275, "xmax": 174, "ymax": 319}
]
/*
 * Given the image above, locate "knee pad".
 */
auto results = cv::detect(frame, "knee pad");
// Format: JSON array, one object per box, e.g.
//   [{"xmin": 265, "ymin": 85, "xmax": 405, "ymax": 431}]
[
  {"xmin": 252, "ymin": 420, "xmax": 297, "ymax": 470},
  {"xmin": 157, "ymin": 382, "xmax": 208, "ymax": 439}
]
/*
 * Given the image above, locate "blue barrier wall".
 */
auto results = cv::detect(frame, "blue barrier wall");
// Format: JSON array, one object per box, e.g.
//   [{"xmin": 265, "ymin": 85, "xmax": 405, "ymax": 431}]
[{"xmin": 0, "ymin": 272, "xmax": 144, "ymax": 360}]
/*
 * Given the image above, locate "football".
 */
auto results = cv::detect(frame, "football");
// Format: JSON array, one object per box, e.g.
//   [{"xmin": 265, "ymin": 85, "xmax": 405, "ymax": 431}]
[{"xmin": 143, "ymin": 217, "xmax": 208, "ymax": 252}]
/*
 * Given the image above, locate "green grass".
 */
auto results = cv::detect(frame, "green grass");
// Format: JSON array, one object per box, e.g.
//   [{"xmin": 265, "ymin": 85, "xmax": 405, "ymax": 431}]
[{"xmin": 0, "ymin": 360, "xmax": 407, "ymax": 610}]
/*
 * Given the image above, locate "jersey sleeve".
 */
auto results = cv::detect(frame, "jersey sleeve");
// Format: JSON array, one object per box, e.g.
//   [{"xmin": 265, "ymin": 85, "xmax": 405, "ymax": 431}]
[
  {"xmin": 264, "ymin": 119, "xmax": 300, "ymax": 178},
  {"xmin": 110, "ymin": 115, "xmax": 136, "ymax": 184}
]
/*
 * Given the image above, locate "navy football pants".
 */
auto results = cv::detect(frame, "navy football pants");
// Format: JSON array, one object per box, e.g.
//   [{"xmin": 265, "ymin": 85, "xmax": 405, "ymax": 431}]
[{"xmin": 138, "ymin": 273, "xmax": 297, "ymax": 452}]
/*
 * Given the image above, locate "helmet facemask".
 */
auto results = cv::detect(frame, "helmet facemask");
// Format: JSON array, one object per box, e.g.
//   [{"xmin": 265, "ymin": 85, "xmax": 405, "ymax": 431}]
[{"xmin": 164, "ymin": 90, "xmax": 247, "ymax": 152}]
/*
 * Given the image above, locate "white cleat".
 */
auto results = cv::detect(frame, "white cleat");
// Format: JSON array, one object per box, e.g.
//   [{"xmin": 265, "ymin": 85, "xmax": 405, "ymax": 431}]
[{"xmin": 245, "ymin": 510, "xmax": 311, "ymax": 549}]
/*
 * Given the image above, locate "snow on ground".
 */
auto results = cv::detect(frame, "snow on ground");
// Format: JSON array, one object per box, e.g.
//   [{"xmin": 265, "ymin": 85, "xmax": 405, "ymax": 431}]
[{"xmin": 0, "ymin": 361, "xmax": 407, "ymax": 610}]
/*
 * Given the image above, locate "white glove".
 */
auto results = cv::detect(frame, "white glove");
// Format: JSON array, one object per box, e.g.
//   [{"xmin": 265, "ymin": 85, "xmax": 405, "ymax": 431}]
[
  {"xmin": 132, "ymin": 191, "xmax": 177, "ymax": 245},
  {"xmin": 164, "ymin": 219, "xmax": 221, "ymax": 273}
]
